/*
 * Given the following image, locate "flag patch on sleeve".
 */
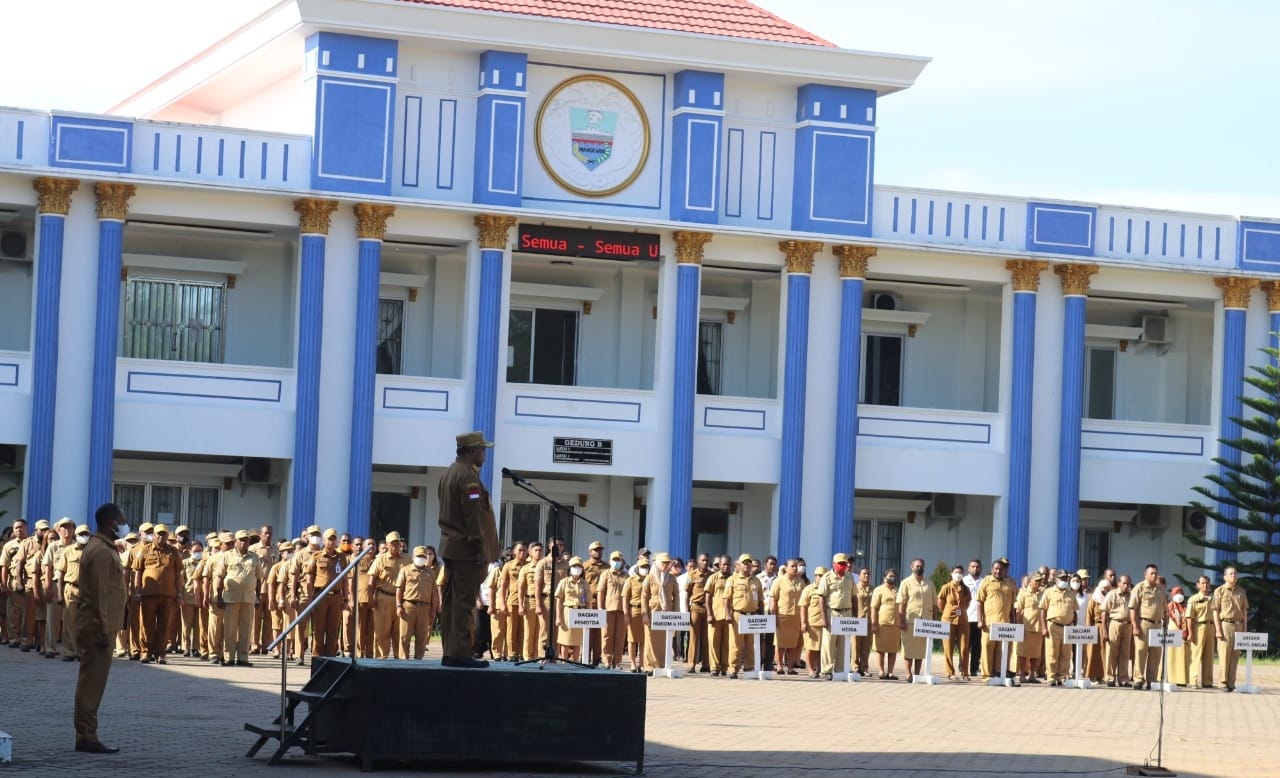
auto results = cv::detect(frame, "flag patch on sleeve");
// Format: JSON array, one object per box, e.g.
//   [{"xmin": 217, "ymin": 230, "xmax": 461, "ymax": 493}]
[{"xmin": 467, "ymin": 485, "xmax": 482, "ymax": 501}]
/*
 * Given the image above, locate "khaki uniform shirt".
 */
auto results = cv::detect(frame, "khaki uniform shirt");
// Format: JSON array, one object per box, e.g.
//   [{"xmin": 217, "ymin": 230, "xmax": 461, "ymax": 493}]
[
  {"xmin": 706, "ymin": 571, "xmax": 731, "ymax": 621},
  {"xmin": 57, "ymin": 543, "xmax": 84, "ymax": 588},
  {"xmin": 643, "ymin": 571, "xmax": 680, "ymax": 613},
  {"xmin": 557, "ymin": 575, "xmax": 589, "ymax": 609},
  {"xmin": 500, "ymin": 559, "xmax": 527, "ymax": 609},
  {"xmin": 1211, "ymin": 584, "xmax": 1248, "ymax": 623},
  {"xmin": 622, "ymin": 573, "xmax": 645, "ymax": 613},
  {"xmin": 396, "ymin": 563, "xmax": 439, "ymax": 605},
  {"xmin": 815, "ymin": 571, "xmax": 855, "ymax": 611},
  {"xmin": 854, "ymin": 582, "xmax": 873, "ymax": 617},
  {"xmin": 437, "ymin": 459, "xmax": 499, "ymax": 563},
  {"xmin": 726, "ymin": 572, "xmax": 763, "ymax": 616},
  {"xmin": 41, "ymin": 538, "xmax": 68, "ymax": 585},
  {"xmin": 871, "ymin": 584, "xmax": 899, "ymax": 625},
  {"xmin": 0, "ymin": 538, "xmax": 21, "ymax": 589},
  {"xmin": 1129, "ymin": 580, "xmax": 1169, "ymax": 625},
  {"xmin": 303, "ymin": 548, "xmax": 344, "ymax": 592},
  {"xmin": 1185, "ymin": 591, "xmax": 1213, "ymax": 625},
  {"xmin": 977, "ymin": 575, "xmax": 1017, "ymax": 625},
  {"xmin": 1042, "ymin": 586, "xmax": 1076, "ymax": 626},
  {"xmin": 938, "ymin": 580, "xmax": 971, "ymax": 624},
  {"xmin": 897, "ymin": 576, "xmax": 936, "ymax": 619},
  {"xmin": 133, "ymin": 541, "xmax": 183, "ymax": 596},
  {"xmin": 801, "ymin": 583, "xmax": 824, "ymax": 626},
  {"xmin": 368, "ymin": 552, "xmax": 408, "ymax": 597},
  {"xmin": 519, "ymin": 559, "xmax": 544, "ymax": 602},
  {"xmin": 771, "ymin": 575, "xmax": 804, "ymax": 616},
  {"xmin": 535, "ymin": 556, "xmax": 555, "ymax": 597},
  {"xmin": 1016, "ymin": 587, "xmax": 1043, "ymax": 629},
  {"xmin": 180, "ymin": 556, "xmax": 202, "ymax": 604},
  {"xmin": 1103, "ymin": 589, "xmax": 1131, "ymax": 622},
  {"xmin": 77, "ymin": 533, "xmax": 127, "ymax": 642},
  {"xmin": 583, "ymin": 558, "xmax": 608, "ymax": 606},
  {"xmin": 599, "ymin": 568, "xmax": 628, "ymax": 611},
  {"xmin": 18, "ymin": 535, "xmax": 43, "ymax": 591},
  {"xmin": 214, "ymin": 550, "xmax": 264, "ymax": 604},
  {"xmin": 685, "ymin": 567, "xmax": 710, "ymax": 612}
]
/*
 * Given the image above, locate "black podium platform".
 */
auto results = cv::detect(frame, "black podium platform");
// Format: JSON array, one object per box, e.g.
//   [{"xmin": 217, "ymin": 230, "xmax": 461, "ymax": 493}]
[{"xmin": 246, "ymin": 656, "xmax": 646, "ymax": 772}]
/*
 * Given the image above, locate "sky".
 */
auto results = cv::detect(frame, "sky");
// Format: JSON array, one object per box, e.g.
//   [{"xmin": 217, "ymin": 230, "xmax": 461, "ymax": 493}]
[{"xmin": 2, "ymin": 0, "xmax": 1277, "ymax": 218}]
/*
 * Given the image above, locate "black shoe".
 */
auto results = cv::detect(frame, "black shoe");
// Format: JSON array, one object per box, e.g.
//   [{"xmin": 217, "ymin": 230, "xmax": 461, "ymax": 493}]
[
  {"xmin": 1024, "ymin": 677, "xmax": 1040, "ymax": 684},
  {"xmin": 140, "ymin": 656, "xmax": 154, "ymax": 664},
  {"xmin": 1146, "ymin": 682, "xmax": 1153, "ymax": 690},
  {"xmin": 1132, "ymin": 681, "xmax": 1143, "ymax": 689},
  {"xmin": 1107, "ymin": 680, "xmax": 1116, "ymax": 687},
  {"xmin": 1225, "ymin": 686, "xmax": 1235, "ymax": 692},
  {"xmin": 729, "ymin": 672, "xmax": 739, "ymax": 679},
  {"xmin": 63, "ymin": 655, "xmax": 76, "ymax": 662},
  {"xmin": 75, "ymin": 741, "xmax": 119, "ymax": 754},
  {"xmin": 441, "ymin": 656, "xmax": 489, "ymax": 668},
  {"xmin": 157, "ymin": 658, "xmax": 167, "ymax": 665},
  {"xmin": 236, "ymin": 660, "xmax": 253, "ymax": 667}
]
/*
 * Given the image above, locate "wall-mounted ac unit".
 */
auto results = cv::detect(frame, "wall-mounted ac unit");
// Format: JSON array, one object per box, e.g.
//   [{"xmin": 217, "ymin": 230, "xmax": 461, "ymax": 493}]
[
  {"xmin": 931, "ymin": 493, "xmax": 959, "ymax": 518},
  {"xmin": 1134, "ymin": 505, "xmax": 1168, "ymax": 530},
  {"xmin": 0, "ymin": 230, "xmax": 31, "ymax": 262},
  {"xmin": 1183, "ymin": 507, "xmax": 1208, "ymax": 537},
  {"xmin": 241, "ymin": 457, "xmax": 273, "ymax": 484},
  {"xmin": 1140, "ymin": 315, "xmax": 1171, "ymax": 345},
  {"xmin": 870, "ymin": 291, "xmax": 902, "ymax": 311}
]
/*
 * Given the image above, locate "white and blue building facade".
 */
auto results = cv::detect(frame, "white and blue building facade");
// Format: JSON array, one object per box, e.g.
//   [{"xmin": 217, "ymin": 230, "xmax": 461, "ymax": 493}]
[{"xmin": 0, "ymin": 0, "xmax": 1273, "ymax": 580}]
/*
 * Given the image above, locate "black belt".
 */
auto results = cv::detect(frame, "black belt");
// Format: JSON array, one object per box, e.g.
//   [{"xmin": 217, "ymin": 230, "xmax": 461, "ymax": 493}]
[
  {"xmin": 1221, "ymin": 619, "xmax": 1237, "ymax": 623},
  {"xmin": 378, "ymin": 589, "xmax": 395, "ymax": 596},
  {"xmin": 404, "ymin": 599, "xmax": 425, "ymax": 606},
  {"xmin": 1141, "ymin": 618, "xmax": 1161, "ymax": 624}
]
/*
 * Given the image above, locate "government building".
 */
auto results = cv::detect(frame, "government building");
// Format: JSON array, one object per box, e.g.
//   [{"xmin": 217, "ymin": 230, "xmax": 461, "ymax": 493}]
[{"xmin": 0, "ymin": 0, "xmax": 1271, "ymax": 579}]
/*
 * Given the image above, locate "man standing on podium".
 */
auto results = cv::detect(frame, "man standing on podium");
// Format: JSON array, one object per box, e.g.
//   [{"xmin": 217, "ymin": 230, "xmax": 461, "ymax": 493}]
[{"xmin": 438, "ymin": 431, "xmax": 500, "ymax": 668}]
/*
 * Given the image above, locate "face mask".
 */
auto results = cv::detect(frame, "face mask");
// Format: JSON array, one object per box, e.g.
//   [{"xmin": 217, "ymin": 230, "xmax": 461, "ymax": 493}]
[
  {"xmin": 309, "ymin": 535, "xmax": 321, "ymax": 547},
  {"xmin": 144, "ymin": 533, "xmax": 155, "ymax": 543},
  {"xmin": 637, "ymin": 566, "xmax": 650, "ymax": 576},
  {"xmin": 76, "ymin": 534, "xmax": 90, "ymax": 546},
  {"xmin": 1057, "ymin": 581, "xmax": 1068, "ymax": 590},
  {"xmin": 611, "ymin": 560, "xmax": 622, "ymax": 570},
  {"xmin": 797, "ymin": 565, "xmax": 806, "ymax": 575},
  {"xmin": 190, "ymin": 551, "xmax": 203, "ymax": 561},
  {"xmin": 341, "ymin": 542, "xmax": 352, "ymax": 552},
  {"xmin": 1173, "ymin": 593, "xmax": 1184, "ymax": 603},
  {"xmin": 116, "ymin": 523, "xmax": 132, "ymax": 540},
  {"xmin": 570, "ymin": 566, "xmax": 583, "ymax": 577},
  {"xmin": 1070, "ymin": 581, "xmax": 1081, "ymax": 591},
  {"xmin": 951, "ymin": 572, "xmax": 963, "ymax": 583},
  {"xmin": 834, "ymin": 563, "xmax": 848, "ymax": 574},
  {"xmin": 886, "ymin": 577, "xmax": 896, "ymax": 585},
  {"xmin": 413, "ymin": 557, "xmax": 427, "ymax": 568},
  {"xmin": 912, "ymin": 567, "xmax": 924, "ymax": 576}
]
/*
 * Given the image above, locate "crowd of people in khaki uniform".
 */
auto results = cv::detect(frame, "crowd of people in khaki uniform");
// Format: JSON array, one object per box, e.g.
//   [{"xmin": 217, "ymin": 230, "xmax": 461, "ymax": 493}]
[{"xmin": 0, "ymin": 514, "xmax": 1260, "ymax": 693}]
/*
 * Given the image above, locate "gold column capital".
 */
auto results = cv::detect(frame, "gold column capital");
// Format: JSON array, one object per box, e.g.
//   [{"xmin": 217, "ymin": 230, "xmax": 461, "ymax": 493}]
[
  {"xmin": 33, "ymin": 177, "xmax": 80, "ymax": 216},
  {"xmin": 1053, "ymin": 263, "xmax": 1099, "ymax": 296},
  {"xmin": 354, "ymin": 203, "xmax": 396, "ymax": 240},
  {"xmin": 779, "ymin": 240, "xmax": 824, "ymax": 274},
  {"xmin": 1262, "ymin": 280, "xmax": 1280, "ymax": 313},
  {"xmin": 1006, "ymin": 259, "xmax": 1050, "ymax": 292},
  {"xmin": 673, "ymin": 230, "xmax": 713, "ymax": 265},
  {"xmin": 294, "ymin": 198, "xmax": 340, "ymax": 236},
  {"xmin": 1215, "ymin": 276, "xmax": 1259, "ymax": 309},
  {"xmin": 474, "ymin": 214, "xmax": 517, "ymax": 250},
  {"xmin": 832, "ymin": 245, "xmax": 876, "ymax": 279},
  {"xmin": 94, "ymin": 183, "xmax": 136, "ymax": 221}
]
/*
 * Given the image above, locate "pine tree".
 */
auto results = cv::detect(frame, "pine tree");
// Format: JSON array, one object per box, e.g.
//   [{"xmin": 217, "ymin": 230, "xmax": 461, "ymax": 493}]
[{"xmin": 1180, "ymin": 344, "xmax": 1280, "ymax": 646}]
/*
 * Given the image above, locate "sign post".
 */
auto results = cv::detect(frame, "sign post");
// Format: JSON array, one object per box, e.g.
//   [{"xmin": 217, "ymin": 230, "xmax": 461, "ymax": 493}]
[
  {"xmin": 830, "ymin": 616, "xmax": 868, "ymax": 682},
  {"xmin": 567, "ymin": 608, "xmax": 606, "ymax": 665},
  {"xmin": 737, "ymin": 615, "xmax": 776, "ymax": 680},
  {"xmin": 1148, "ymin": 627, "xmax": 1183, "ymax": 693},
  {"xmin": 987, "ymin": 623, "xmax": 1024, "ymax": 687},
  {"xmin": 910, "ymin": 619, "xmax": 949, "ymax": 685},
  {"xmin": 1234, "ymin": 631, "xmax": 1268, "ymax": 694},
  {"xmin": 649, "ymin": 611, "xmax": 690, "ymax": 679},
  {"xmin": 1063, "ymin": 625, "xmax": 1098, "ymax": 689}
]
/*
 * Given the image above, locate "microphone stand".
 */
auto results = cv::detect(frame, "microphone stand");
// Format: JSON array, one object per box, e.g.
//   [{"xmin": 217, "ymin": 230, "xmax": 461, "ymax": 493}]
[{"xmin": 504, "ymin": 470, "xmax": 608, "ymax": 669}]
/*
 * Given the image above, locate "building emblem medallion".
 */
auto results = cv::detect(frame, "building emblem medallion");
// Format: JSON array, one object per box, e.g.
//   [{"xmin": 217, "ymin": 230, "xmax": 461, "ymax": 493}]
[{"xmin": 535, "ymin": 75, "xmax": 650, "ymax": 198}]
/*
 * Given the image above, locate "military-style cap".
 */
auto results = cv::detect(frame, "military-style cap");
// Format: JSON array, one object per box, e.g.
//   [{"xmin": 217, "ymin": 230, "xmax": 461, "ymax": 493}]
[
  {"xmin": 568, "ymin": 556, "xmax": 583, "ymax": 566},
  {"xmin": 234, "ymin": 529, "xmax": 250, "ymax": 540},
  {"xmin": 995, "ymin": 557, "xmax": 1010, "ymax": 567},
  {"xmin": 1076, "ymin": 569, "xmax": 1090, "ymax": 579},
  {"xmin": 139, "ymin": 522, "xmax": 154, "ymax": 533},
  {"xmin": 292, "ymin": 538, "xmax": 308, "ymax": 548},
  {"xmin": 55, "ymin": 517, "xmax": 75, "ymax": 529},
  {"xmin": 305, "ymin": 524, "xmax": 322, "ymax": 536},
  {"xmin": 1056, "ymin": 570, "xmax": 1070, "ymax": 579},
  {"xmin": 34, "ymin": 519, "xmax": 50, "ymax": 530},
  {"xmin": 654, "ymin": 552, "xmax": 672, "ymax": 563},
  {"xmin": 455, "ymin": 430, "xmax": 494, "ymax": 448},
  {"xmin": 154, "ymin": 524, "xmax": 169, "ymax": 535},
  {"xmin": 175, "ymin": 525, "xmax": 190, "ymax": 535},
  {"xmin": 737, "ymin": 553, "xmax": 753, "ymax": 564},
  {"xmin": 278, "ymin": 541, "xmax": 293, "ymax": 551},
  {"xmin": 609, "ymin": 551, "xmax": 624, "ymax": 561},
  {"xmin": 385, "ymin": 531, "xmax": 403, "ymax": 543},
  {"xmin": 125, "ymin": 532, "xmax": 139, "ymax": 541},
  {"xmin": 412, "ymin": 545, "xmax": 428, "ymax": 557},
  {"xmin": 814, "ymin": 566, "xmax": 828, "ymax": 577},
  {"xmin": 589, "ymin": 540, "xmax": 604, "ymax": 550},
  {"xmin": 323, "ymin": 528, "xmax": 338, "ymax": 539},
  {"xmin": 832, "ymin": 552, "xmax": 851, "ymax": 564},
  {"xmin": 205, "ymin": 531, "xmax": 218, "ymax": 541},
  {"xmin": 220, "ymin": 532, "xmax": 234, "ymax": 543},
  {"xmin": 75, "ymin": 524, "xmax": 91, "ymax": 535}
]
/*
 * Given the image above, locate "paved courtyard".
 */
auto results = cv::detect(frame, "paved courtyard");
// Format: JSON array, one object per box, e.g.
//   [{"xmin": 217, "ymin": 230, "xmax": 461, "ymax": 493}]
[{"xmin": 2, "ymin": 645, "xmax": 1277, "ymax": 778}]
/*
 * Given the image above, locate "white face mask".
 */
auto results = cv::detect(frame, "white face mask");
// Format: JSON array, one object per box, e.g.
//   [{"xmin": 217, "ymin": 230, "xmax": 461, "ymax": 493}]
[
  {"xmin": 191, "ymin": 551, "xmax": 203, "ymax": 561},
  {"xmin": 75, "ymin": 534, "xmax": 90, "ymax": 546},
  {"xmin": 1057, "ymin": 581, "xmax": 1068, "ymax": 590},
  {"xmin": 611, "ymin": 560, "xmax": 622, "ymax": 570},
  {"xmin": 1070, "ymin": 581, "xmax": 1081, "ymax": 591},
  {"xmin": 413, "ymin": 556, "xmax": 427, "ymax": 568},
  {"xmin": 309, "ymin": 535, "xmax": 321, "ymax": 547},
  {"xmin": 637, "ymin": 566, "xmax": 650, "ymax": 576},
  {"xmin": 570, "ymin": 566, "xmax": 583, "ymax": 577},
  {"xmin": 115, "ymin": 523, "xmax": 132, "ymax": 540},
  {"xmin": 1173, "ymin": 593, "xmax": 1185, "ymax": 604},
  {"xmin": 797, "ymin": 565, "xmax": 806, "ymax": 575},
  {"xmin": 951, "ymin": 572, "xmax": 963, "ymax": 582},
  {"xmin": 144, "ymin": 533, "xmax": 155, "ymax": 543}
]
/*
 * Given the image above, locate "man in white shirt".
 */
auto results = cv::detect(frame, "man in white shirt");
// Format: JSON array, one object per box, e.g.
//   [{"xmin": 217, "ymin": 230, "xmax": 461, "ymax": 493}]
[
  {"xmin": 962, "ymin": 558, "xmax": 983, "ymax": 677},
  {"xmin": 674, "ymin": 558, "xmax": 690, "ymax": 661},
  {"xmin": 756, "ymin": 555, "xmax": 779, "ymax": 671}
]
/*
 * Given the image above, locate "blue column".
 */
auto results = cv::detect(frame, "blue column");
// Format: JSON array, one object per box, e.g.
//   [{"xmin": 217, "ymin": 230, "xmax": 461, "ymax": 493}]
[
  {"xmin": 290, "ymin": 199, "xmax": 338, "ymax": 539},
  {"xmin": 1005, "ymin": 260, "xmax": 1046, "ymax": 579},
  {"xmin": 667, "ymin": 260, "xmax": 701, "ymax": 561},
  {"xmin": 86, "ymin": 184, "xmax": 135, "ymax": 517},
  {"xmin": 777, "ymin": 241, "xmax": 820, "ymax": 562},
  {"xmin": 26, "ymin": 177, "xmax": 77, "ymax": 523},
  {"xmin": 1054, "ymin": 264, "xmax": 1096, "ymax": 571},
  {"xmin": 831, "ymin": 246, "xmax": 872, "ymax": 555},
  {"xmin": 473, "ymin": 215, "xmax": 515, "ymax": 490},
  {"xmin": 346, "ymin": 204, "xmax": 394, "ymax": 539},
  {"xmin": 1214, "ymin": 278, "xmax": 1254, "ymax": 559}
]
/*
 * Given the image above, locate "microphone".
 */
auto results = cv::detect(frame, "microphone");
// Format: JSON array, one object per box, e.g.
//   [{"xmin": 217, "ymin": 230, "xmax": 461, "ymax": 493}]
[{"xmin": 501, "ymin": 467, "xmax": 526, "ymax": 485}]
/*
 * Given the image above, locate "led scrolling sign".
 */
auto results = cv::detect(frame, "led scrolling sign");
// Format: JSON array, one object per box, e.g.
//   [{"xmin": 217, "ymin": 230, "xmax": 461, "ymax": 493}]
[{"xmin": 517, "ymin": 224, "xmax": 660, "ymax": 262}]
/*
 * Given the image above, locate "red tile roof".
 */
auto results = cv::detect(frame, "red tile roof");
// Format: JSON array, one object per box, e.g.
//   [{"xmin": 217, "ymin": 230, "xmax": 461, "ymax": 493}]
[{"xmin": 395, "ymin": 0, "xmax": 835, "ymax": 47}]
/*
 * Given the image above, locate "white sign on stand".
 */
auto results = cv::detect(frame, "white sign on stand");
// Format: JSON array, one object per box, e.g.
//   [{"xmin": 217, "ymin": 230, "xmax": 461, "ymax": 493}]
[
  {"xmin": 567, "ymin": 608, "xmax": 606, "ymax": 665},
  {"xmin": 1148, "ymin": 627, "xmax": 1183, "ymax": 693},
  {"xmin": 911, "ymin": 619, "xmax": 949, "ymax": 685},
  {"xmin": 830, "ymin": 616, "xmax": 868, "ymax": 682},
  {"xmin": 1063, "ymin": 626, "xmax": 1098, "ymax": 689},
  {"xmin": 737, "ymin": 614, "xmax": 776, "ymax": 680},
  {"xmin": 1234, "ymin": 631, "xmax": 1268, "ymax": 694},
  {"xmin": 649, "ymin": 611, "xmax": 690, "ymax": 679},
  {"xmin": 987, "ymin": 623, "xmax": 1025, "ymax": 687}
]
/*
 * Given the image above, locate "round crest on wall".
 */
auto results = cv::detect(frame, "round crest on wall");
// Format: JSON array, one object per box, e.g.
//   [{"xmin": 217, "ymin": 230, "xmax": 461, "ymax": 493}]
[{"xmin": 534, "ymin": 75, "xmax": 650, "ymax": 198}]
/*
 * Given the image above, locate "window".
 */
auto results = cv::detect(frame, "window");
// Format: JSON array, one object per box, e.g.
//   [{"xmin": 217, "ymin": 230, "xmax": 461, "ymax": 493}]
[
  {"xmin": 1080, "ymin": 528, "xmax": 1111, "ymax": 577},
  {"xmin": 507, "ymin": 308, "xmax": 578, "ymax": 385},
  {"xmin": 690, "ymin": 507, "xmax": 729, "ymax": 558},
  {"xmin": 852, "ymin": 519, "xmax": 903, "ymax": 577},
  {"xmin": 124, "ymin": 277, "xmax": 226, "ymax": 363},
  {"xmin": 376, "ymin": 298, "xmax": 405, "ymax": 375},
  {"xmin": 697, "ymin": 321, "xmax": 723, "ymax": 395},
  {"xmin": 1085, "ymin": 346, "xmax": 1117, "ymax": 420},
  {"xmin": 113, "ymin": 482, "xmax": 221, "ymax": 537},
  {"xmin": 502, "ymin": 500, "xmax": 572, "ymax": 550},
  {"xmin": 861, "ymin": 333, "xmax": 903, "ymax": 406}
]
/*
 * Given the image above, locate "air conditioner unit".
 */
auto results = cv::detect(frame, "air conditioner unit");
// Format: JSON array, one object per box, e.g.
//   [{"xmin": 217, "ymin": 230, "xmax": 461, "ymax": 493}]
[
  {"xmin": 931, "ymin": 493, "xmax": 959, "ymax": 518},
  {"xmin": 870, "ymin": 291, "xmax": 902, "ymax": 311},
  {"xmin": 0, "ymin": 230, "xmax": 31, "ymax": 262},
  {"xmin": 1139, "ymin": 315, "xmax": 1171, "ymax": 345},
  {"xmin": 241, "ymin": 457, "xmax": 273, "ymax": 484},
  {"xmin": 1134, "ymin": 505, "xmax": 1168, "ymax": 530},
  {"xmin": 1183, "ymin": 507, "xmax": 1208, "ymax": 536}
]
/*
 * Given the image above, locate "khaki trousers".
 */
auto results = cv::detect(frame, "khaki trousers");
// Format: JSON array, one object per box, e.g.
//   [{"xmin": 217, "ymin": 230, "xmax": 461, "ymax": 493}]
[
  {"xmin": 644, "ymin": 620, "xmax": 669, "ymax": 671},
  {"xmin": 127, "ymin": 598, "xmax": 143, "ymax": 655},
  {"xmin": 521, "ymin": 604, "xmax": 540, "ymax": 660},
  {"xmin": 179, "ymin": 602, "xmax": 199, "ymax": 653},
  {"xmin": 1189, "ymin": 621, "xmax": 1214, "ymax": 686},
  {"xmin": 708, "ymin": 619, "xmax": 729, "ymax": 672},
  {"xmin": 943, "ymin": 621, "xmax": 969, "ymax": 677},
  {"xmin": 74, "ymin": 640, "xmax": 113, "ymax": 744},
  {"xmin": 728, "ymin": 616, "xmax": 754, "ymax": 673},
  {"xmin": 292, "ymin": 600, "xmax": 310, "ymax": 658},
  {"xmin": 602, "ymin": 610, "xmax": 626, "ymax": 667},
  {"xmin": 311, "ymin": 593, "xmax": 343, "ymax": 657},
  {"xmin": 1133, "ymin": 619, "xmax": 1163, "ymax": 684},
  {"xmin": 46, "ymin": 601, "xmax": 63, "ymax": 651},
  {"xmin": 439, "ymin": 557, "xmax": 484, "ymax": 660},
  {"xmin": 820, "ymin": 628, "xmax": 849, "ymax": 675},
  {"xmin": 1219, "ymin": 621, "xmax": 1241, "ymax": 688},
  {"xmin": 489, "ymin": 608, "xmax": 507, "ymax": 658},
  {"xmin": 980, "ymin": 626, "xmax": 1002, "ymax": 679},
  {"xmin": 373, "ymin": 593, "xmax": 400, "ymax": 658},
  {"xmin": 140, "ymin": 595, "xmax": 174, "ymax": 658},
  {"xmin": 223, "ymin": 601, "xmax": 255, "ymax": 662},
  {"xmin": 62, "ymin": 588, "xmax": 80, "ymax": 656},
  {"xmin": 5, "ymin": 590, "xmax": 22, "ymax": 642},
  {"xmin": 689, "ymin": 607, "xmax": 709, "ymax": 670},
  {"xmin": 853, "ymin": 634, "xmax": 873, "ymax": 674},
  {"xmin": 1045, "ymin": 622, "xmax": 1070, "ymax": 681},
  {"xmin": 1107, "ymin": 621, "xmax": 1132, "ymax": 683},
  {"xmin": 399, "ymin": 602, "xmax": 430, "ymax": 659},
  {"xmin": 355, "ymin": 600, "xmax": 375, "ymax": 657},
  {"xmin": 505, "ymin": 607, "xmax": 525, "ymax": 658},
  {"xmin": 209, "ymin": 603, "xmax": 225, "ymax": 659}
]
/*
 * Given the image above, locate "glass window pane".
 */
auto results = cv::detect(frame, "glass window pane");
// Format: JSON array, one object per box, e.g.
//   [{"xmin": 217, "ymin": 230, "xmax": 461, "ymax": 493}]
[
  {"xmin": 547, "ymin": 505, "xmax": 573, "ymax": 554},
  {"xmin": 852, "ymin": 519, "xmax": 872, "ymax": 573},
  {"xmin": 149, "ymin": 484, "xmax": 184, "ymax": 526},
  {"xmin": 532, "ymin": 309, "xmax": 577, "ymax": 386},
  {"xmin": 1086, "ymin": 347, "xmax": 1116, "ymax": 420},
  {"xmin": 187, "ymin": 487, "xmax": 220, "ymax": 536},
  {"xmin": 876, "ymin": 521, "xmax": 903, "ymax": 577},
  {"xmin": 377, "ymin": 298, "xmax": 404, "ymax": 375},
  {"xmin": 113, "ymin": 483, "xmax": 146, "ymax": 528},
  {"xmin": 506, "ymin": 310, "xmax": 533, "ymax": 384},
  {"xmin": 863, "ymin": 334, "xmax": 903, "ymax": 406},
  {"xmin": 1080, "ymin": 529, "xmax": 1110, "ymax": 576},
  {"xmin": 697, "ymin": 321, "xmax": 722, "ymax": 395},
  {"xmin": 509, "ymin": 502, "xmax": 541, "ymax": 546},
  {"xmin": 175, "ymin": 281, "xmax": 225, "ymax": 364}
]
